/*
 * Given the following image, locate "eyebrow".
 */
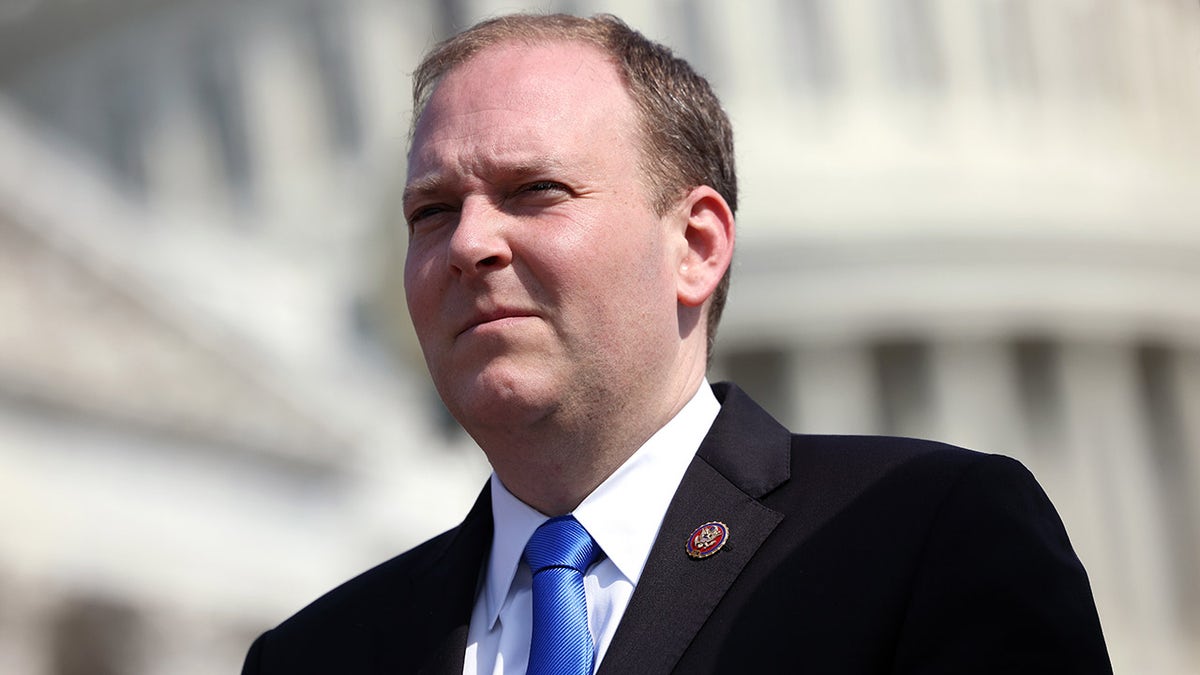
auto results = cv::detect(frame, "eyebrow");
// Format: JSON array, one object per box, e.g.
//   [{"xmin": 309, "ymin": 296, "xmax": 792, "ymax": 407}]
[{"xmin": 402, "ymin": 176, "xmax": 443, "ymax": 211}]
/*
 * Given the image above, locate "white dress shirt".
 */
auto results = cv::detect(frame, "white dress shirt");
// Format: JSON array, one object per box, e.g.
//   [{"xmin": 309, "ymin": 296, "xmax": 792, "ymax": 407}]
[{"xmin": 463, "ymin": 381, "xmax": 721, "ymax": 675}]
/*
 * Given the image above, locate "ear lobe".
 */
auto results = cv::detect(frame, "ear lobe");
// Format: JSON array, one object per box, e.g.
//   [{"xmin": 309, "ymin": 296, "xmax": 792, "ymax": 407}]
[{"xmin": 676, "ymin": 186, "xmax": 735, "ymax": 308}]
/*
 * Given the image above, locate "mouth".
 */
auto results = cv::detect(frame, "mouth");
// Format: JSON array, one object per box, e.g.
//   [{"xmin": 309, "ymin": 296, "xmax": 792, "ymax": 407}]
[{"xmin": 457, "ymin": 308, "xmax": 537, "ymax": 337}]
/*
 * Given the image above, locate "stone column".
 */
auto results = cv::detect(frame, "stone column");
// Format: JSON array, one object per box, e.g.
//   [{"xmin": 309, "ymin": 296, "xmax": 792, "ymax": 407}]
[
  {"xmin": 0, "ymin": 574, "xmax": 54, "ymax": 675},
  {"xmin": 1167, "ymin": 348, "xmax": 1200, "ymax": 650},
  {"xmin": 789, "ymin": 341, "xmax": 879, "ymax": 435},
  {"xmin": 926, "ymin": 339, "xmax": 1027, "ymax": 459},
  {"xmin": 1056, "ymin": 341, "xmax": 1183, "ymax": 674}
]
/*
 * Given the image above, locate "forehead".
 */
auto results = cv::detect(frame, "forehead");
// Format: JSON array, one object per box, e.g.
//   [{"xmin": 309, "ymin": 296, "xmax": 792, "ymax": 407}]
[{"xmin": 408, "ymin": 41, "xmax": 638, "ymax": 170}]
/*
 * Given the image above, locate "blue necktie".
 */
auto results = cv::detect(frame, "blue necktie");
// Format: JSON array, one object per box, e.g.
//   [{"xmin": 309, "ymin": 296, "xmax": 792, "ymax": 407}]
[{"xmin": 523, "ymin": 515, "xmax": 601, "ymax": 675}]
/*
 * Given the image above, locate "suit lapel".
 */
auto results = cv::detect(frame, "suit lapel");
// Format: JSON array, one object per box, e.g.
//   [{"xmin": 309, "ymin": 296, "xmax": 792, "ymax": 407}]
[
  {"xmin": 401, "ymin": 484, "xmax": 493, "ymax": 675},
  {"xmin": 597, "ymin": 384, "xmax": 791, "ymax": 675}
]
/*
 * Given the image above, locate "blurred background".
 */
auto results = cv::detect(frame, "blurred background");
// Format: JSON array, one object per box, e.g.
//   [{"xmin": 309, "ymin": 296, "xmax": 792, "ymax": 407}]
[{"xmin": 0, "ymin": 0, "xmax": 1196, "ymax": 672}]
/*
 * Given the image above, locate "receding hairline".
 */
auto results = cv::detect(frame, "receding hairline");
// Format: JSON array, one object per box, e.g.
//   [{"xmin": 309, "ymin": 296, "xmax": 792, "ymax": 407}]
[
  {"xmin": 410, "ymin": 34, "xmax": 630, "ymax": 142},
  {"xmin": 408, "ymin": 36, "xmax": 667, "ymax": 214}
]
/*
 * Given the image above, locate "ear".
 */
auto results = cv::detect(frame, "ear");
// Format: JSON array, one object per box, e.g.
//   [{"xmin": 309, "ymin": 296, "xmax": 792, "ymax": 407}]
[{"xmin": 675, "ymin": 185, "xmax": 735, "ymax": 308}]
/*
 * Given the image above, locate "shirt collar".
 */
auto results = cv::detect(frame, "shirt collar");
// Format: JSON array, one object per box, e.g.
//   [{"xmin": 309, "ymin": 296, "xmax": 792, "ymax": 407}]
[{"xmin": 480, "ymin": 381, "xmax": 721, "ymax": 630}]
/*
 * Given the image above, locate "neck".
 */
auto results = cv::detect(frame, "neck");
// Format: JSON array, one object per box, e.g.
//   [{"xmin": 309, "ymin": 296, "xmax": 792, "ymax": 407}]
[{"xmin": 477, "ymin": 370, "xmax": 707, "ymax": 516}]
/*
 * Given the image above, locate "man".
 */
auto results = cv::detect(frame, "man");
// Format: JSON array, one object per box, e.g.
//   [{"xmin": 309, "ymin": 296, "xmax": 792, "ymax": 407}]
[{"xmin": 243, "ymin": 13, "xmax": 1110, "ymax": 674}]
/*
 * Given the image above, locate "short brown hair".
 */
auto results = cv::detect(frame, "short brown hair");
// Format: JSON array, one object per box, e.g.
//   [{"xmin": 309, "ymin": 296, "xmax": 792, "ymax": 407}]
[{"xmin": 410, "ymin": 13, "xmax": 737, "ymax": 360}]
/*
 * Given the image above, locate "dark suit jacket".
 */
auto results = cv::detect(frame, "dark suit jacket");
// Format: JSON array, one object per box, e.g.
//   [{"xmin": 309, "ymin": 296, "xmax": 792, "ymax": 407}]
[{"xmin": 242, "ymin": 383, "xmax": 1111, "ymax": 674}]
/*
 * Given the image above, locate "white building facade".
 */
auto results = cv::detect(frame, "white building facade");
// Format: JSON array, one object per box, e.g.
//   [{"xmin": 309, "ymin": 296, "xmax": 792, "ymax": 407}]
[{"xmin": 0, "ymin": 0, "xmax": 1196, "ymax": 673}]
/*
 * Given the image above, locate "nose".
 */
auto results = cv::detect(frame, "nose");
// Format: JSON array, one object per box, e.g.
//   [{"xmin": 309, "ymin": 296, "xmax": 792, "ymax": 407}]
[{"xmin": 447, "ymin": 198, "xmax": 512, "ymax": 278}]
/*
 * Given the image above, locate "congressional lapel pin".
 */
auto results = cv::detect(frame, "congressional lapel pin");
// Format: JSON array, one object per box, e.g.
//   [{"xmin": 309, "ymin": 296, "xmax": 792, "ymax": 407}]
[{"xmin": 685, "ymin": 521, "xmax": 729, "ymax": 559}]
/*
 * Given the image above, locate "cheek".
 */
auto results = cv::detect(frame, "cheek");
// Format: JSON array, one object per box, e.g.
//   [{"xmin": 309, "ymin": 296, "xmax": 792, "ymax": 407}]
[{"xmin": 403, "ymin": 255, "xmax": 439, "ymax": 326}]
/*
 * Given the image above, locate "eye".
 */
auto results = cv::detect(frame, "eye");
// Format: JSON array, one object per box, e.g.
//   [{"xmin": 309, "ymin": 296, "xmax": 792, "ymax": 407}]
[
  {"xmin": 406, "ymin": 204, "xmax": 452, "ymax": 229},
  {"xmin": 524, "ymin": 180, "xmax": 567, "ymax": 193},
  {"xmin": 514, "ymin": 181, "xmax": 575, "ymax": 203},
  {"xmin": 503, "ymin": 180, "xmax": 571, "ymax": 213}
]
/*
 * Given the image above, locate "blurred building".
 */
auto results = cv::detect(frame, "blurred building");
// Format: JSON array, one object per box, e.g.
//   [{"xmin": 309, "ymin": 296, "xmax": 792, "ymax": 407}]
[{"xmin": 0, "ymin": 0, "xmax": 1196, "ymax": 673}]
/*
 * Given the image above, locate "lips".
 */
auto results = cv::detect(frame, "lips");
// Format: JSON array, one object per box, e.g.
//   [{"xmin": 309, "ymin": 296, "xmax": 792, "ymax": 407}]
[{"xmin": 457, "ymin": 307, "xmax": 537, "ymax": 337}]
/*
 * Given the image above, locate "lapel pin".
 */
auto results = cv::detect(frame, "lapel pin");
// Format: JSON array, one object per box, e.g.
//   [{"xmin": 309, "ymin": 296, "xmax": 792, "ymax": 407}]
[{"xmin": 685, "ymin": 521, "xmax": 729, "ymax": 559}]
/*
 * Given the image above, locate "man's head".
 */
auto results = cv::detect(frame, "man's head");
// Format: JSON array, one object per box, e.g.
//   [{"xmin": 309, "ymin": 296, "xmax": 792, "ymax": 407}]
[
  {"xmin": 410, "ymin": 14, "xmax": 737, "ymax": 353},
  {"xmin": 402, "ymin": 15, "xmax": 735, "ymax": 489}
]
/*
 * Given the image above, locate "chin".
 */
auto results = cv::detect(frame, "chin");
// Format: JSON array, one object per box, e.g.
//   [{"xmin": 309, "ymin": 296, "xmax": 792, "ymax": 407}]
[{"xmin": 440, "ymin": 362, "xmax": 561, "ymax": 429}]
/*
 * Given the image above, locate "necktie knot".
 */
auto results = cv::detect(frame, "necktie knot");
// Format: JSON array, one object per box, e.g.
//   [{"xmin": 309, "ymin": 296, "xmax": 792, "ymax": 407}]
[
  {"xmin": 523, "ymin": 515, "xmax": 600, "ymax": 675},
  {"xmin": 524, "ymin": 516, "xmax": 600, "ymax": 574}
]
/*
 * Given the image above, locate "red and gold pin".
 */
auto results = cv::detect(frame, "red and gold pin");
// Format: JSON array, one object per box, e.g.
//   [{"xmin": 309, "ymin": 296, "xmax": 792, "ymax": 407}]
[{"xmin": 685, "ymin": 521, "xmax": 729, "ymax": 559}]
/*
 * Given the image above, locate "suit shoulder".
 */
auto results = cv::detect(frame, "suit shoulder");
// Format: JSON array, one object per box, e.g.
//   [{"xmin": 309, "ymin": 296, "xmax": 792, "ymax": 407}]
[
  {"xmin": 791, "ymin": 432, "xmax": 998, "ymax": 476},
  {"xmin": 775, "ymin": 433, "xmax": 1054, "ymax": 523},
  {"xmin": 243, "ymin": 485, "xmax": 493, "ymax": 674},
  {"xmin": 269, "ymin": 524, "xmax": 462, "ymax": 635},
  {"xmin": 793, "ymin": 432, "xmax": 985, "ymax": 462}
]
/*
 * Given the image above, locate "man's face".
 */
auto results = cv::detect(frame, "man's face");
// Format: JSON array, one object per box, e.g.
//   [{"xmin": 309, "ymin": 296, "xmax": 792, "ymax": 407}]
[{"xmin": 403, "ymin": 41, "xmax": 685, "ymax": 434}]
